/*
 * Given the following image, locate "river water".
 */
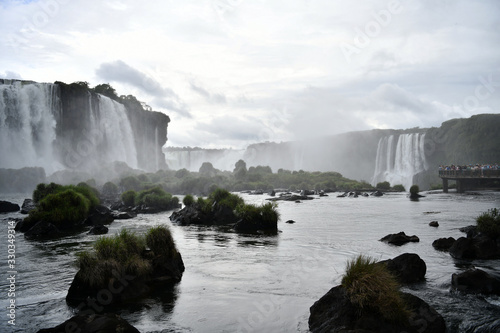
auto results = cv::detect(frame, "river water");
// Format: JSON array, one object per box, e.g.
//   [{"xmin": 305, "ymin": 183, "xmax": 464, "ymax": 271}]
[{"xmin": 1, "ymin": 191, "xmax": 500, "ymax": 332}]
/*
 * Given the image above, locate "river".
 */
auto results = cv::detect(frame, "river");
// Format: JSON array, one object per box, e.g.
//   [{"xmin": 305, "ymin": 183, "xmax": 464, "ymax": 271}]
[{"xmin": 1, "ymin": 191, "xmax": 500, "ymax": 332}]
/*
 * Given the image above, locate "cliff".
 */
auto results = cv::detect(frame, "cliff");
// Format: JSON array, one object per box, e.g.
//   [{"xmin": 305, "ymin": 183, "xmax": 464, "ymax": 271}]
[
  {"xmin": 0, "ymin": 80, "xmax": 169, "ymax": 191},
  {"xmin": 164, "ymin": 114, "xmax": 500, "ymax": 190}
]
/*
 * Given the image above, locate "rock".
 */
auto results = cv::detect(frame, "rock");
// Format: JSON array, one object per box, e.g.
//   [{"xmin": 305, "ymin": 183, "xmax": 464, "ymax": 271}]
[
  {"xmin": 37, "ymin": 313, "xmax": 140, "ymax": 333},
  {"xmin": 449, "ymin": 237, "xmax": 475, "ymax": 259},
  {"xmin": 381, "ymin": 253, "xmax": 426, "ymax": 284},
  {"xmin": 460, "ymin": 225, "xmax": 478, "ymax": 238},
  {"xmin": 380, "ymin": 232, "xmax": 420, "ymax": 246},
  {"xmin": 432, "ymin": 237, "xmax": 456, "ymax": 251},
  {"xmin": 429, "ymin": 221, "xmax": 439, "ymax": 227},
  {"xmin": 66, "ymin": 250, "xmax": 185, "ymax": 307},
  {"xmin": 14, "ymin": 218, "xmax": 38, "ymax": 232},
  {"xmin": 112, "ymin": 211, "xmax": 136, "ymax": 219},
  {"xmin": 308, "ymin": 285, "xmax": 445, "ymax": 333},
  {"xmin": 285, "ymin": 220, "xmax": 295, "ymax": 224},
  {"xmin": 0, "ymin": 200, "xmax": 20, "ymax": 213},
  {"xmin": 449, "ymin": 235, "xmax": 500, "ymax": 259},
  {"xmin": 24, "ymin": 221, "xmax": 61, "ymax": 240},
  {"xmin": 451, "ymin": 268, "xmax": 500, "ymax": 295},
  {"xmin": 20, "ymin": 198, "xmax": 36, "ymax": 214},
  {"xmin": 85, "ymin": 205, "xmax": 114, "ymax": 226},
  {"xmin": 409, "ymin": 193, "xmax": 425, "ymax": 201},
  {"xmin": 88, "ymin": 224, "xmax": 109, "ymax": 235},
  {"xmin": 371, "ymin": 190, "xmax": 384, "ymax": 197}
]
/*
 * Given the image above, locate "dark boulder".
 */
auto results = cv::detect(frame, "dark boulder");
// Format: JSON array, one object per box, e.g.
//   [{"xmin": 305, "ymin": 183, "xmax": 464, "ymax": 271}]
[
  {"xmin": 432, "ymin": 237, "xmax": 456, "ymax": 251},
  {"xmin": 0, "ymin": 200, "xmax": 20, "ymax": 213},
  {"xmin": 285, "ymin": 220, "xmax": 296, "ymax": 224},
  {"xmin": 429, "ymin": 221, "xmax": 439, "ymax": 227},
  {"xmin": 371, "ymin": 190, "xmax": 384, "ymax": 197},
  {"xmin": 380, "ymin": 232, "xmax": 420, "ymax": 246},
  {"xmin": 85, "ymin": 205, "xmax": 114, "ymax": 226},
  {"xmin": 449, "ymin": 235, "xmax": 500, "ymax": 259},
  {"xmin": 308, "ymin": 285, "xmax": 445, "ymax": 333},
  {"xmin": 24, "ymin": 221, "xmax": 61, "ymax": 240},
  {"xmin": 451, "ymin": 268, "xmax": 500, "ymax": 295},
  {"xmin": 88, "ymin": 224, "xmax": 109, "ymax": 235},
  {"xmin": 20, "ymin": 198, "xmax": 36, "ymax": 214},
  {"xmin": 381, "ymin": 253, "xmax": 426, "ymax": 284},
  {"xmin": 449, "ymin": 237, "xmax": 475, "ymax": 259},
  {"xmin": 37, "ymin": 313, "xmax": 140, "ymax": 333}
]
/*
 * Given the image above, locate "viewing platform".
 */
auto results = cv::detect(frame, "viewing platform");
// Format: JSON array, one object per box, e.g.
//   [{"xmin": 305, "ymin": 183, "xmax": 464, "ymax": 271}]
[{"xmin": 439, "ymin": 169, "xmax": 500, "ymax": 193}]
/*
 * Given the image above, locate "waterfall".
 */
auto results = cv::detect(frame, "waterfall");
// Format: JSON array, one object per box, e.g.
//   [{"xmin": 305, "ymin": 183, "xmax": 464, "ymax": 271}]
[
  {"xmin": 371, "ymin": 133, "xmax": 428, "ymax": 190},
  {"xmin": 0, "ymin": 81, "xmax": 139, "ymax": 175},
  {"xmin": 95, "ymin": 96, "xmax": 138, "ymax": 169},
  {"xmin": 0, "ymin": 81, "xmax": 62, "ymax": 173}
]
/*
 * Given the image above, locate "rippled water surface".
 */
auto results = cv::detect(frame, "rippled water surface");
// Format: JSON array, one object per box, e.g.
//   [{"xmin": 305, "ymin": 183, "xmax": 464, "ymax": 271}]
[{"xmin": 1, "ymin": 191, "xmax": 500, "ymax": 332}]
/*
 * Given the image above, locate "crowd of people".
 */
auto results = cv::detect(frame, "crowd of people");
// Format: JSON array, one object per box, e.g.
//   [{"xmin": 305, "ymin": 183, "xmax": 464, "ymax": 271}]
[{"xmin": 439, "ymin": 164, "xmax": 500, "ymax": 171}]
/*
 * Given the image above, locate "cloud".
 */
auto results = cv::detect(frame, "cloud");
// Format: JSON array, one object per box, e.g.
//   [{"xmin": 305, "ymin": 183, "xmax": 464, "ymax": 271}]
[
  {"xmin": 0, "ymin": 71, "xmax": 22, "ymax": 79},
  {"xmin": 96, "ymin": 60, "xmax": 191, "ymax": 117},
  {"xmin": 190, "ymin": 81, "xmax": 227, "ymax": 104}
]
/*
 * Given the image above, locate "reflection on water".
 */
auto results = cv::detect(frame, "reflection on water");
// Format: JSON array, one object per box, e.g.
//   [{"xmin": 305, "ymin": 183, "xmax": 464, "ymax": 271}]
[{"xmin": 0, "ymin": 191, "xmax": 500, "ymax": 332}]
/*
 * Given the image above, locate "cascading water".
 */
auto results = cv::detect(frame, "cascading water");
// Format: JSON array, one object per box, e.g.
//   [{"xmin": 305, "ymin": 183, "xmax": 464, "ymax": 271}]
[
  {"xmin": 95, "ymin": 96, "xmax": 138, "ymax": 169},
  {"xmin": 0, "ymin": 81, "xmax": 62, "ymax": 173},
  {"xmin": 371, "ymin": 133, "xmax": 428, "ymax": 190},
  {"xmin": 0, "ymin": 81, "xmax": 139, "ymax": 175}
]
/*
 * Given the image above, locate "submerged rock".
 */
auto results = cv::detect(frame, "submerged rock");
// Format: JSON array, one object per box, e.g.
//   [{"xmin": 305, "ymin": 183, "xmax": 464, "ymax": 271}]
[
  {"xmin": 37, "ymin": 313, "xmax": 140, "ymax": 333},
  {"xmin": 380, "ymin": 232, "xmax": 420, "ymax": 246},
  {"xmin": 88, "ymin": 224, "xmax": 109, "ymax": 235},
  {"xmin": 429, "ymin": 221, "xmax": 439, "ymax": 227}
]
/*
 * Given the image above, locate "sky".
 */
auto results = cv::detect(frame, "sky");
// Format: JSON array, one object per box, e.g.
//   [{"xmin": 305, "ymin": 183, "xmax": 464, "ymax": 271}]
[{"xmin": 1, "ymin": 0, "xmax": 499, "ymax": 149}]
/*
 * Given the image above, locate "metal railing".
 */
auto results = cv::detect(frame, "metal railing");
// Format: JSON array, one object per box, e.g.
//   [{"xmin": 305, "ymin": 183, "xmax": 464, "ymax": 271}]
[{"xmin": 439, "ymin": 169, "xmax": 500, "ymax": 178}]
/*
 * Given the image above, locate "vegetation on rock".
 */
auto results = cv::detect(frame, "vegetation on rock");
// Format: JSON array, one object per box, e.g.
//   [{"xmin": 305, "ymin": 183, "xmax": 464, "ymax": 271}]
[
  {"xmin": 341, "ymin": 255, "xmax": 410, "ymax": 324},
  {"xmin": 476, "ymin": 208, "xmax": 500, "ymax": 239},
  {"xmin": 26, "ymin": 183, "xmax": 100, "ymax": 228}
]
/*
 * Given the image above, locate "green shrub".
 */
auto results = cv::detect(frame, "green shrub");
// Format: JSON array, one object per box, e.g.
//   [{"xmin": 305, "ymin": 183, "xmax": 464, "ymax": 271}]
[
  {"xmin": 341, "ymin": 255, "xmax": 410, "ymax": 324},
  {"xmin": 33, "ymin": 182, "xmax": 63, "ymax": 203},
  {"xmin": 28, "ymin": 189, "xmax": 91, "ymax": 227},
  {"xmin": 476, "ymin": 208, "xmax": 500, "ymax": 238},
  {"xmin": 121, "ymin": 190, "xmax": 137, "ymax": 206},
  {"xmin": 409, "ymin": 185, "xmax": 419, "ymax": 195},
  {"xmin": 136, "ymin": 186, "xmax": 179, "ymax": 210},
  {"xmin": 77, "ymin": 228, "xmax": 155, "ymax": 287},
  {"xmin": 146, "ymin": 225, "xmax": 177, "ymax": 258},
  {"xmin": 376, "ymin": 181, "xmax": 391, "ymax": 190},
  {"xmin": 183, "ymin": 194, "xmax": 195, "ymax": 207},
  {"xmin": 392, "ymin": 184, "xmax": 406, "ymax": 192},
  {"xmin": 102, "ymin": 181, "xmax": 118, "ymax": 197},
  {"xmin": 32, "ymin": 182, "xmax": 99, "ymax": 208}
]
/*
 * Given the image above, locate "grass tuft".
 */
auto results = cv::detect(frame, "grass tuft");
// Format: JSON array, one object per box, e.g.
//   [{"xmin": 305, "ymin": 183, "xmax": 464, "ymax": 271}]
[
  {"xmin": 476, "ymin": 208, "xmax": 500, "ymax": 238},
  {"xmin": 341, "ymin": 255, "xmax": 410, "ymax": 324}
]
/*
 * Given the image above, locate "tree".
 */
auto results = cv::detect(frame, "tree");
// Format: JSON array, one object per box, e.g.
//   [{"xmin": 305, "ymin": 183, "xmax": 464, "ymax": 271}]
[
  {"xmin": 93, "ymin": 83, "xmax": 119, "ymax": 100},
  {"xmin": 376, "ymin": 181, "xmax": 391, "ymax": 190},
  {"xmin": 199, "ymin": 162, "xmax": 216, "ymax": 176},
  {"xmin": 233, "ymin": 159, "xmax": 247, "ymax": 181}
]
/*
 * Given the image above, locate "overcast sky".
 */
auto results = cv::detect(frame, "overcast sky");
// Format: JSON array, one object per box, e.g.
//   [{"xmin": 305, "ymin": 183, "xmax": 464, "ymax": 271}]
[{"xmin": 1, "ymin": 0, "xmax": 499, "ymax": 149}]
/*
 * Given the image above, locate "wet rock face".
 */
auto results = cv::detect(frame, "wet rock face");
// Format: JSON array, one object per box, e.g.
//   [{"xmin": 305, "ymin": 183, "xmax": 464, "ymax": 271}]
[
  {"xmin": 0, "ymin": 200, "xmax": 20, "ymax": 213},
  {"xmin": 452, "ymin": 268, "xmax": 500, "ymax": 295},
  {"xmin": 381, "ymin": 253, "xmax": 427, "ymax": 284},
  {"xmin": 38, "ymin": 313, "xmax": 140, "ymax": 333},
  {"xmin": 308, "ymin": 286, "xmax": 446, "ymax": 333}
]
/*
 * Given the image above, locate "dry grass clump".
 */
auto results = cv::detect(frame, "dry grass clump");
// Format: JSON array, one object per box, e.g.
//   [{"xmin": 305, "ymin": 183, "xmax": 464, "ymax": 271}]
[{"xmin": 341, "ymin": 255, "xmax": 410, "ymax": 324}]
